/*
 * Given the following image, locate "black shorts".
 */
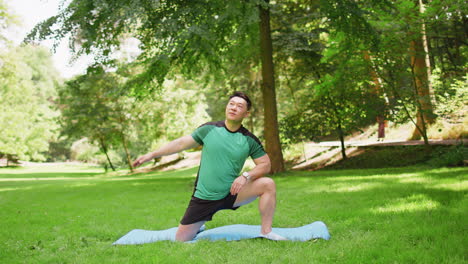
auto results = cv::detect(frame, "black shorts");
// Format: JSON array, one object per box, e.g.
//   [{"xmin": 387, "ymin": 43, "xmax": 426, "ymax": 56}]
[{"xmin": 180, "ymin": 193, "xmax": 240, "ymax": 225}]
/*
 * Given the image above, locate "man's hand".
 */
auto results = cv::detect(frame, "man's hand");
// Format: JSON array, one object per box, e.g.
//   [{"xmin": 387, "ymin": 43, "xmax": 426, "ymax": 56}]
[
  {"xmin": 132, "ymin": 153, "xmax": 153, "ymax": 168},
  {"xmin": 230, "ymin": 176, "xmax": 248, "ymax": 195}
]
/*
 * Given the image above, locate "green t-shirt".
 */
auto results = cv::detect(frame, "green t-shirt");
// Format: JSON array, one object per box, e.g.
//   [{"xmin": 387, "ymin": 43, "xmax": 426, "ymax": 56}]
[{"xmin": 191, "ymin": 121, "xmax": 266, "ymax": 200}]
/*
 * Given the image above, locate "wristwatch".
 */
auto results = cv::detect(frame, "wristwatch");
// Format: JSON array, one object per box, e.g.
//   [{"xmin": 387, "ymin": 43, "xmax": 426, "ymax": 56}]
[{"xmin": 242, "ymin": 171, "xmax": 251, "ymax": 181}]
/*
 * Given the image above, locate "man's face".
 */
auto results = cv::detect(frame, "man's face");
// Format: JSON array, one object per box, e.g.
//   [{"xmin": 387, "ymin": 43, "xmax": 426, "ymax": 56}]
[{"xmin": 225, "ymin": 96, "xmax": 250, "ymax": 122}]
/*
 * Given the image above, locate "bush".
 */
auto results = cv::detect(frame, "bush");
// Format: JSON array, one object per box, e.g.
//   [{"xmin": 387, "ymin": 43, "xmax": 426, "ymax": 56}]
[
  {"xmin": 325, "ymin": 145, "xmax": 467, "ymax": 170},
  {"xmin": 427, "ymin": 144, "xmax": 467, "ymax": 167}
]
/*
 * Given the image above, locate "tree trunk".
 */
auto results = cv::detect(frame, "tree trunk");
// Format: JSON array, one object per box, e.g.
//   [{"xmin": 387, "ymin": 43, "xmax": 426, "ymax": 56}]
[
  {"xmin": 409, "ymin": 38, "xmax": 435, "ymax": 141},
  {"xmin": 419, "ymin": 0, "xmax": 434, "ymax": 105},
  {"xmin": 120, "ymin": 130, "xmax": 134, "ymax": 172},
  {"xmin": 337, "ymin": 121, "xmax": 347, "ymax": 160},
  {"xmin": 363, "ymin": 50, "xmax": 388, "ymax": 141},
  {"xmin": 99, "ymin": 137, "xmax": 115, "ymax": 171},
  {"xmin": 258, "ymin": 0, "xmax": 284, "ymax": 173},
  {"xmin": 409, "ymin": 0, "xmax": 435, "ymax": 140}
]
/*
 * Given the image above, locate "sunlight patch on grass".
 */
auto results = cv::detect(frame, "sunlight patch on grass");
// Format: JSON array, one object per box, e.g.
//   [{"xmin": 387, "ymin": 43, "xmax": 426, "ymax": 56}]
[
  {"xmin": 398, "ymin": 176, "xmax": 432, "ymax": 184},
  {"xmin": 103, "ymin": 174, "xmax": 196, "ymax": 182},
  {"xmin": 66, "ymin": 183, "xmax": 97, "ymax": 188},
  {"xmin": 0, "ymin": 183, "xmax": 56, "ymax": 192},
  {"xmin": 0, "ymin": 165, "xmax": 102, "ymax": 175},
  {"xmin": 0, "ymin": 177, "xmax": 97, "ymax": 182},
  {"xmin": 334, "ymin": 182, "xmax": 384, "ymax": 192},
  {"xmin": 430, "ymin": 181, "xmax": 468, "ymax": 191},
  {"xmin": 302, "ymin": 182, "xmax": 384, "ymax": 193},
  {"xmin": 327, "ymin": 173, "xmax": 420, "ymax": 182},
  {"xmin": 0, "ymin": 170, "xmax": 197, "ymax": 183},
  {"xmin": 0, "ymin": 186, "xmax": 35, "ymax": 192},
  {"xmin": 371, "ymin": 194, "xmax": 440, "ymax": 213}
]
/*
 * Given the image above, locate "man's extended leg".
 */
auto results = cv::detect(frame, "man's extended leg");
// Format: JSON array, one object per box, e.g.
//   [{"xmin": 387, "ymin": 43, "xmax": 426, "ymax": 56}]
[
  {"xmin": 175, "ymin": 221, "xmax": 205, "ymax": 242},
  {"xmin": 234, "ymin": 177, "xmax": 286, "ymax": 240}
]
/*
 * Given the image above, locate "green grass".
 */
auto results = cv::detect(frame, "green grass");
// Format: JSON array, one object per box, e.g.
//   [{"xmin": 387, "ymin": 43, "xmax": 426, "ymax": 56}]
[{"xmin": 0, "ymin": 165, "xmax": 467, "ymax": 263}]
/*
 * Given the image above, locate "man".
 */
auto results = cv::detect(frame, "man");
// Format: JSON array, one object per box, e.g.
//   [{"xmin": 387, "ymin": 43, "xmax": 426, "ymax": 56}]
[{"xmin": 132, "ymin": 91, "xmax": 286, "ymax": 241}]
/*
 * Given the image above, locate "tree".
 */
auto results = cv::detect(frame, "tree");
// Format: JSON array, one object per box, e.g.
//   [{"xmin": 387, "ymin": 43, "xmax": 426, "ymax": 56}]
[
  {"xmin": 280, "ymin": 30, "xmax": 377, "ymax": 160},
  {"xmin": 274, "ymin": 1, "xmax": 382, "ymax": 148},
  {"xmin": 0, "ymin": 45, "xmax": 60, "ymax": 163},
  {"xmin": 0, "ymin": 0, "xmax": 17, "ymax": 46},
  {"xmin": 59, "ymin": 66, "xmax": 129, "ymax": 171},
  {"xmin": 366, "ymin": 0, "xmax": 438, "ymax": 144},
  {"xmin": 407, "ymin": 0, "xmax": 436, "ymax": 140},
  {"xmin": 318, "ymin": 0, "xmax": 448, "ymax": 144},
  {"xmin": 259, "ymin": 0, "xmax": 284, "ymax": 172}
]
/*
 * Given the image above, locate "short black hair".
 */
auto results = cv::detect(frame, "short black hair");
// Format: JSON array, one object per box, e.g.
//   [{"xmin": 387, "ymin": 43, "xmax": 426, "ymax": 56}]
[{"xmin": 229, "ymin": 91, "xmax": 252, "ymax": 110}]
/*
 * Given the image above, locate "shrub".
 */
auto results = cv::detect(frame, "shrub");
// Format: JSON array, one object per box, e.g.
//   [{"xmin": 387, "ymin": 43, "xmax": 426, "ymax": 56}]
[{"xmin": 427, "ymin": 144, "xmax": 467, "ymax": 167}]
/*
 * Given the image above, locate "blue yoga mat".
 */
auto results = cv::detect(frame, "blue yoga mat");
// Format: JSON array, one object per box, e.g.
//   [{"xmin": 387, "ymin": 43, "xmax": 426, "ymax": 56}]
[{"xmin": 113, "ymin": 221, "xmax": 330, "ymax": 245}]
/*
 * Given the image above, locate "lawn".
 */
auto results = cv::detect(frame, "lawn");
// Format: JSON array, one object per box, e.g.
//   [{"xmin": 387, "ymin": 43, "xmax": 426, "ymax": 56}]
[{"xmin": 0, "ymin": 164, "xmax": 466, "ymax": 263}]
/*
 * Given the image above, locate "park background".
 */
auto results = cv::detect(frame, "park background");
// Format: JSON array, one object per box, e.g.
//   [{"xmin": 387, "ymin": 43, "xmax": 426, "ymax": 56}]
[{"xmin": 0, "ymin": 0, "xmax": 466, "ymax": 263}]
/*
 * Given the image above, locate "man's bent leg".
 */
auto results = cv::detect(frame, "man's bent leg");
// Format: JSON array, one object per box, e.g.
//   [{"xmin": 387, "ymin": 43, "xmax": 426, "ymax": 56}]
[
  {"xmin": 175, "ymin": 221, "xmax": 206, "ymax": 242},
  {"xmin": 234, "ymin": 177, "xmax": 277, "ymax": 235}
]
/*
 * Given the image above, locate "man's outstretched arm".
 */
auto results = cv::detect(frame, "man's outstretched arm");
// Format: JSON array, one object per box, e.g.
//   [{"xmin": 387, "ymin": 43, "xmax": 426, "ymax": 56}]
[{"xmin": 132, "ymin": 135, "xmax": 199, "ymax": 167}]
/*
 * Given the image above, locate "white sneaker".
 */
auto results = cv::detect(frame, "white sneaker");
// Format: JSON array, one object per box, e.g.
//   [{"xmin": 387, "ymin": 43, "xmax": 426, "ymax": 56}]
[{"xmin": 260, "ymin": 231, "xmax": 288, "ymax": 241}]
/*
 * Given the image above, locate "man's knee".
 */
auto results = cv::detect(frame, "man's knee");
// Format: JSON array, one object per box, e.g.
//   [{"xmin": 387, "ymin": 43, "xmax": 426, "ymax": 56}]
[
  {"xmin": 175, "ymin": 223, "xmax": 201, "ymax": 242},
  {"xmin": 175, "ymin": 228, "xmax": 196, "ymax": 242},
  {"xmin": 258, "ymin": 177, "xmax": 276, "ymax": 193}
]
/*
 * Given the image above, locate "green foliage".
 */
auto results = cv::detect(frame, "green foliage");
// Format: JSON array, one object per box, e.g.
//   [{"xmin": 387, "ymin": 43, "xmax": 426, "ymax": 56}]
[
  {"xmin": 59, "ymin": 65, "xmax": 211, "ymax": 166},
  {"xmin": 58, "ymin": 65, "xmax": 135, "ymax": 169},
  {"xmin": 0, "ymin": 0, "xmax": 8, "ymax": 28},
  {"xmin": 423, "ymin": 0, "xmax": 467, "ymax": 73},
  {"xmin": 132, "ymin": 78, "xmax": 210, "ymax": 151},
  {"xmin": 46, "ymin": 137, "xmax": 72, "ymax": 162},
  {"xmin": 0, "ymin": 0, "xmax": 19, "ymax": 45},
  {"xmin": 279, "ymin": 31, "xmax": 377, "ymax": 145},
  {"xmin": 427, "ymin": 144, "xmax": 467, "ymax": 167},
  {"xmin": 0, "ymin": 45, "xmax": 60, "ymax": 161},
  {"xmin": 59, "ymin": 66, "xmax": 123, "ymax": 141},
  {"xmin": 26, "ymin": 0, "xmax": 261, "ymax": 95},
  {"xmin": 318, "ymin": 0, "xmax": 386, "ymax": 50},
  {"xmin": 432, "ymin": 71, "xmax": 467, "ymax": 122}
]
